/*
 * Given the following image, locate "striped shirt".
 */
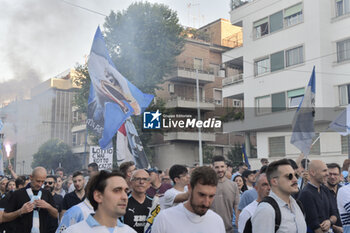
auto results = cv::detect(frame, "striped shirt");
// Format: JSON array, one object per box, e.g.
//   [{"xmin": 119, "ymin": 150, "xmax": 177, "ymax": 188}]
[{"xmin": 337, "ymin": 184, "xmax": 350, "ymax": 229}]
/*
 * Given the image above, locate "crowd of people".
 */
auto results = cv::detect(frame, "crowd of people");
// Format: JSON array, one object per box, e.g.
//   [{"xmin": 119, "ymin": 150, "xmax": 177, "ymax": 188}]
[{"xmin": 0, "ymin": 156, "xmax": 349, "ymax": 233}]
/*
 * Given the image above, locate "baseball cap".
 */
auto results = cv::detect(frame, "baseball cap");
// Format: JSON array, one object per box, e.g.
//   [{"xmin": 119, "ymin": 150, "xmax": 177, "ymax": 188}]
[{"xmin": 242, "ymin": 170, "xmax": 256, "ymax": 178}]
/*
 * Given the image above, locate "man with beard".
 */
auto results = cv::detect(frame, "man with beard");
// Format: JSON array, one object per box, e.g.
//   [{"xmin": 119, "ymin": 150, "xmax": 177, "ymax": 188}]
[
  {"xmin": 3, "ymin": 167, "xmax": 58, "ymax": 233},
  {"xmin": 62, "ymin": 171, "xmax": 85, "ymax": 216},
  {"xmin": 210, "ymin": 156, "xmax": 240, "ymax": 233},
  {"xmin": 299, "ymin": 160, "xmax": 338, "ymax": 233},
  {"xmin": 252, "ymin": 159, "xmax": 306, "ymax": 233},
  {"xmin": 44, "ymin": 175, "xmax": 63, "ymax": 233},
  {"xmin": 325, "ymin": 163, "xmax": 343, "ymax": 233},
  {"xmin": 152, "ymin": 166, "xmax": 225, "ymax": 233},
  {"xmin": 62, "ymin": 170, "xmax": 136, "ymax": 233}
]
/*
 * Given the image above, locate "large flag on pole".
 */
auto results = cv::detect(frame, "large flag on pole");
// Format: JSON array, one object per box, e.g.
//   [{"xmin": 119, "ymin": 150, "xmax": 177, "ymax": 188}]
[
  {"xmin": 116, "ymin": 123, "xmax": 134, "ymax": 166},
  {"xmin": 329, "ymin": 104, "xmax": 350, "ymax": 136},
  {"xmin": 242, "ymin": 144, "xmax": 251, "ymax": 169},
  {"xmin": 87, "ymin": 27, "xmax": 154, "ymax": 149},
  {"xmin": 290, "ymin": 66, "xmax": 316, "ymax": 156}
]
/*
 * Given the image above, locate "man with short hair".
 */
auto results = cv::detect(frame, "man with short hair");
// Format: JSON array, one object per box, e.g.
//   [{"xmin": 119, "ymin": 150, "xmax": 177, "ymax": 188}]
[
  {"xmin": 238, "ymin": 173, "xmax": 270, "ymax": 233},
  {"xmin": 232, "ymin": 162, "xmax": 248, "ymax": 180},
  {"xmin": 252, "ymin": 159, "xmax": 306, "ymax": 233},
  {"xmin": 62, "ymin": 171, "xmax": 85, "ymax": 216},
  {"xmin": 55, "ymin": 168, "xmax": 64, "ymax": 179},
  {"xmin": 87, "ymin": 163, "xmax": 99, "ymax": 178},
  {"xmin": 242, "ymin": 170, "xmax": 256, "ymax": 190},
  {"xmin": 120, "ymin": 161, "xmax": 136, "ymax": 188},
  {"xmin": 44, "ymin": 175, "xmax": 63, "ymax": 233},
  {"xmin": 55, "ymin": 176, "xmax": 66, "ymax": 197},
  {"xmin": 3, "ymin": 167, "xmax": 58, "ymax": 233},
  {"xmin": 152, "ymin": 166, "xmax": 225, "ymax": 233},
  {"xmin": 146, "ymin": 168, "xmax": 172, "ymax": 198},
  {"xmin": 62, "ymin": 170, "xmax": 136, "ymax": 233},
  {"xmin": 299, "ymin": 160, "xmax": 338, "ymax": 233},
  {"xmin": 210, "ymin": 156, "xmax": 240, "ymax": 233},
  {"xmin": 123, "ymin": 170, "xmax": 153, "ymax": 233},
  {"xmin": 260, "ymin": 158, "xmax": 269, "ymax": 166},
  {"xmin": 161, "ymin": 164, "xmax": 189, "ymax": 209}
]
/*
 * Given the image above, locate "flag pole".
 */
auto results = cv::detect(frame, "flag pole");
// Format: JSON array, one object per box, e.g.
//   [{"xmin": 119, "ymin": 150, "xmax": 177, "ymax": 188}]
[{"xmin": 196, "ymin": 69, "xmax": 203, "ymax": 166}]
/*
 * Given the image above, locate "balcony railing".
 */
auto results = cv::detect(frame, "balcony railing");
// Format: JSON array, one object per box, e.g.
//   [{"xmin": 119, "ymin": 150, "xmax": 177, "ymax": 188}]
[{"xmin": 222, "ymin": 74, "xmax": 243, "ymax": 87}]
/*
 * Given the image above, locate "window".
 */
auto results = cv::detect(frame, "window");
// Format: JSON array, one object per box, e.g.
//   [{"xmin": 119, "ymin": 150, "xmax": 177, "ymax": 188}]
[
  {"xmin": 256, "ymin": 95, "xmax": 271, "ymax": 115},
  {"xmin": 214, "ymin": 89, "xmax": 222, "ymax": 105},
  {"xmin": 270, "ymin": 51, "xmax": 285, "ymax": 72},
  {"xmin": 255, "ymin": 57, "xmax": 270, "ymax": 76},
  {"xmin": 194, "ymin": 58, "xmax": 203, "ymax": 70},
  {"xmin": 284, "ymin": 3, "xmax": 303, "ymax": 27},
  {"xmin": 336, "ymin": 0, "xmax": 350, "ymax": 17},
  {"xmin": 72, "ymin": 133, "xmax": 77, "ymax": 146},
  {"xmin": 286, "ymin": 46, "xmax": 304, "ymax": 67},
  {"xmin": 288, "ymin": 88, "xmax": 304, "ymax": 107},
  {"xmin": 254, "ymin": 17, "xmax": 269, "ymax": 38},
  {"xmin": 337, "ymin": 39, "xmax": 350, "ymax": 62},
  {"xmin": 269, "ymin": 136, "xmax": 285, "ymax": 157},
  {"xmin": 168, "ymin": 83, "xmax": 174, "ymax": 93},
  {"xmin": 233, "ymin": 100, "xmax": 242, "ymax": 107},
  {"xmin": 271, "ymin": 92, "xmax": 286, "ymax": 112},
  {"xmin": 270, "ymin": 11, "xmax": 283, "ymax": 33},
  {"xmin": 341, "ymin": 135, "xmax": 349, "ymax": 154},
  {"xmin": 339, "ymin": 84, "xmax": 350, "ymax": 105}
]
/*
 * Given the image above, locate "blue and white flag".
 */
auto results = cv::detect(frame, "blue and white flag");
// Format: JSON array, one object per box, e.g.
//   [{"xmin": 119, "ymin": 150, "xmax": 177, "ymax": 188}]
[
  {"xmin": 87, "ymin": 27, "xmax": 154, "ymax": 149},
  {"xmin": 290, "ymin": 66, "xmax": 316, "ymax": 156},
  {"xmin": 329, "ymin": 104, "xmax": 350, "ymax": 136},
  {"xmin": 0, "ymin": 119, "xmax": 3, "ymax": 132},
  {"xmin": 242, "ymin": 144, "xmax": 251, "ymax": 170}
]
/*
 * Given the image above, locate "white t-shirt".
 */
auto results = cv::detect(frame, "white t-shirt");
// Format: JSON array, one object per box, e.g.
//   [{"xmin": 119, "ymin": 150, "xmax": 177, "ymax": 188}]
[
  {"xmin": 337, "ymin": 184, "xmax": 350, "ymax": 227},
  {"xmin": 161, "ymin": 186, "xmax": 187, "ymax": 209},
  {"xmin": 238, "ymin": 200, "xmax": 258, "ymax": 233},
  {"xmin": 152, "ymin": 203, "xmax": 225, "ymax": 233},
  {"xmin": 63, "ymin": 214, "xmax": 136, "ymax": 233}
]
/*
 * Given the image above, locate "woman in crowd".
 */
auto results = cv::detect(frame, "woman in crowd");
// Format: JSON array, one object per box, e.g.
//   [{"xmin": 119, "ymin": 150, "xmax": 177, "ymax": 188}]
[{"xmin": 233, "ymin": 174, "xmax": 248, "ymax": 194}]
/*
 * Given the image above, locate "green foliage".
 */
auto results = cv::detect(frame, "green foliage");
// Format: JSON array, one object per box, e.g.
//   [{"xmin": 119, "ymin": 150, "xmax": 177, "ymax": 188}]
[
  {"xmin": 203, "ymin": 144, "xmax": 215, "ymax": 165},
  {"xmin": 220, "ymin": 107, "xmax": 244, "ymax": 122},
  {"xmin": 226, "ymin": 143, "xmax": 243, "ymax": 167},
  {"xmin": 73, "ymin": 64, "xmax": 90, "ymax": 115},
  {"xmin": 184, "ymin": 28, "xmax": 210, "ymax": 42},
  {"xmin": 103, "ymin": 2, "xmax": 185, "ymax": 94},
  {"xmin": 32, "ymin": 139, "xmax": 81, "ymax": 174}
]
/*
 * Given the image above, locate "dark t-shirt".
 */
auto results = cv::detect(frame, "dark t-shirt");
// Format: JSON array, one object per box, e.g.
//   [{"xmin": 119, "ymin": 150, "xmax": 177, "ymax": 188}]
[
  {"xmin": 0, "ymin": 191, "xmax": 15, "ymax": 232},
  {"xmin": 47, "ymin": 193, "xmax": 63, "ymax": 233},
  {"xmin": 5, "ymin": 187, "xmax": 56, "ymax": 233},
  {"xmin": 62, "ymin": 191, "xmax": 85, "ymax": 210},
  {"xmin": 146, "ymin": 183, "xmax": 172, "ymax": 198},
  {"xmin": 123, "ymin": 195, "xmax": 153, "ymax": 233}
]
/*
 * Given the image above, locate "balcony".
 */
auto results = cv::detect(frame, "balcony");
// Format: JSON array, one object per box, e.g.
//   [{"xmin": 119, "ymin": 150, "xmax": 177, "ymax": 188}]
[
  {"xmin": 72, "ymin": 144, "xmax": 86, "ymax": 154},
  {"xmin": 72, "ymin": 122, "xmax": 86, "ymax": 133},
  {"xmin": 165, "ymin": 66, "xmax": 215, "ymax": 84},
  {"xmin": 164, "ymin": 132, "xmax": 215, "ymax": 142},
  {"xmin": 222, "ymin": 74, "xmax": 243, "ymax": 87},
  {"xmin": 165, "ymin": 96, "xmax": 215, "ymax": 111}
]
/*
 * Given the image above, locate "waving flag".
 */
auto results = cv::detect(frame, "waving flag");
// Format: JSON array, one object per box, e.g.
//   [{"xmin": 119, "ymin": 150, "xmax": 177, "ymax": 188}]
[
  {"xmin": 290, "ymin": 66, "xmax": 316, "ymax": 156},
  {"xmin": 329, "ymin": 104, "xmax": 350, "ymax": 136},
  {"xmin": 87, "ymin": 27, "xmax": 154, "ymax": 149},
  {"xmin": 116, "ymin": 122, "xmax": 134, "ymax": 166},
  {"xmin": 242, "ymin": 144, "xmax": 251, "ymax": 169}
]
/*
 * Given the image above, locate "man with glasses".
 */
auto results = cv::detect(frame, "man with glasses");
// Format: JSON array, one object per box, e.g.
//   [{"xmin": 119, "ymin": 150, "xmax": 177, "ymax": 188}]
[
  {"xmin": 123, "ymin": 169, "xmax": 153, "ymax": 233},
  {"xmin": 44, "ymin": 175, "xmax": 63, "ymax": 233},
  {"xmin": 162, "ymin": 164, "xmax": 189, "ymax": 209},
  {"xmin": 251, "ymin": 159, "xmax": 306, "ymax": 233},
  {"xmin": 299, "ymin": 160, "xmax": 338, "ymax": 233}
]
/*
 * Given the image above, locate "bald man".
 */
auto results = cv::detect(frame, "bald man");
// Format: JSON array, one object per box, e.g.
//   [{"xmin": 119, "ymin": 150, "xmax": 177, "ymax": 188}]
[
  {"xmin": 298, "ymin": 160, "xmax": 338, "ymax": 233},
  {"xmin": 3, "ymin": 167, "xmax": 58, "ymax": 233},
  {"xmin": 123, "ymin": 169, "xmax": 154, "ymax": 233}
]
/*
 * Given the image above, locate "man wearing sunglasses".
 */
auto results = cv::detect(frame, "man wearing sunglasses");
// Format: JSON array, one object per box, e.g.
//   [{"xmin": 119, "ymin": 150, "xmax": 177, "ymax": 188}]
[
  {"xmin": 251, "ymin": 159, "xmax": 306, "ymax": 233},
  {"xmin": 44, "ymin": 175, "xmax": 64, "ymax": 233}
]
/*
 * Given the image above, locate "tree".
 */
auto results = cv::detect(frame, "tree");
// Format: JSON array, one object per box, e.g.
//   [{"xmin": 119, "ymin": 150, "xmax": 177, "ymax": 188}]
[
  {"xmin": 32, "ymin": 139, "xmax": 81, "ymax": 174},
  {"xmin": 203, "ymin": 144, "xmax": 215, "ymax": 165},
  {"xmin": 73, "ymin": 64, "xmax": 90, "ymax": 115},
  {"xmin": 103, "ymin": 2, "xmax": 185, "ymax": 94},
  {"xmin": 226, "ymin": 143, "xmax": 243, "ymax": 167}
]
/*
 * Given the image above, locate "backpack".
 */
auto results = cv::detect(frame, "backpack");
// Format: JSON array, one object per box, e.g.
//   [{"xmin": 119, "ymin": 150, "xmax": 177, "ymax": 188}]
[{"xmin": 243, "ymin": 196, "xmax": 304, "ymax": 233}]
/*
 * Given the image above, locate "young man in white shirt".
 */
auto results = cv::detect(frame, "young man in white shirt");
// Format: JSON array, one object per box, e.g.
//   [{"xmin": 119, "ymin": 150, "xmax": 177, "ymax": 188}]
[
  {"xmin": 152, "ymin": 166, "xmax": 225, "ymax": 233},
  {"xmin": 161, "ymin": 165, "xmax": 189, "ymax": 209},
  {"xmin": 63, "ymin": 170, "xmax": 136, "ymax": 233}
]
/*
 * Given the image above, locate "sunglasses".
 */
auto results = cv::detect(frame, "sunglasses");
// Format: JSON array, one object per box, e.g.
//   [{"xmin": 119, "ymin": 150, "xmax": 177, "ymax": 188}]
[
  {"xmin": 44, "ymin": 181, "xmax": 54, "ymax": 185},
  {"xmin": 274, "ymin": 173, "xmax": 298, "ymax": 180},
  {"xmin": 132, "ymin": 177, "xmax": 150, "ymax": 182}
]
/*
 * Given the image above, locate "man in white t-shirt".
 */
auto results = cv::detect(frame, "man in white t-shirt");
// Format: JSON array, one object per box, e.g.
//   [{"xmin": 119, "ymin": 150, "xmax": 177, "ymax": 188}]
[
  {"xmin": 238, "ymin": 173, "xmax": 270, "ymax": 233},
  {"xmin": 62, "ymin": 170, "xmax": 136, "ymax": 233},
  {"xmin": 161, "ymin": 165, "xmax": 189, "ymax": 209},
  {"xmin": 152, "ymin": 166, "xmax": 225, "ymax": 233}
]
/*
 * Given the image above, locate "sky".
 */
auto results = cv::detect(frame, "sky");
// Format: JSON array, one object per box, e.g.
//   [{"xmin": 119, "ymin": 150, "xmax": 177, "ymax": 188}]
[{"xmin": 0, "ymin": 0, "xmax": 230, "ymax": 102}]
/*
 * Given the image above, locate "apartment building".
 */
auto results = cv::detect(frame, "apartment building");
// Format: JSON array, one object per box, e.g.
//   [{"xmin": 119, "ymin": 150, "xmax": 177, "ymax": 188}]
[{"xmin": 223, "ymin": 0, "xmax": 350, "ymax": 168}]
